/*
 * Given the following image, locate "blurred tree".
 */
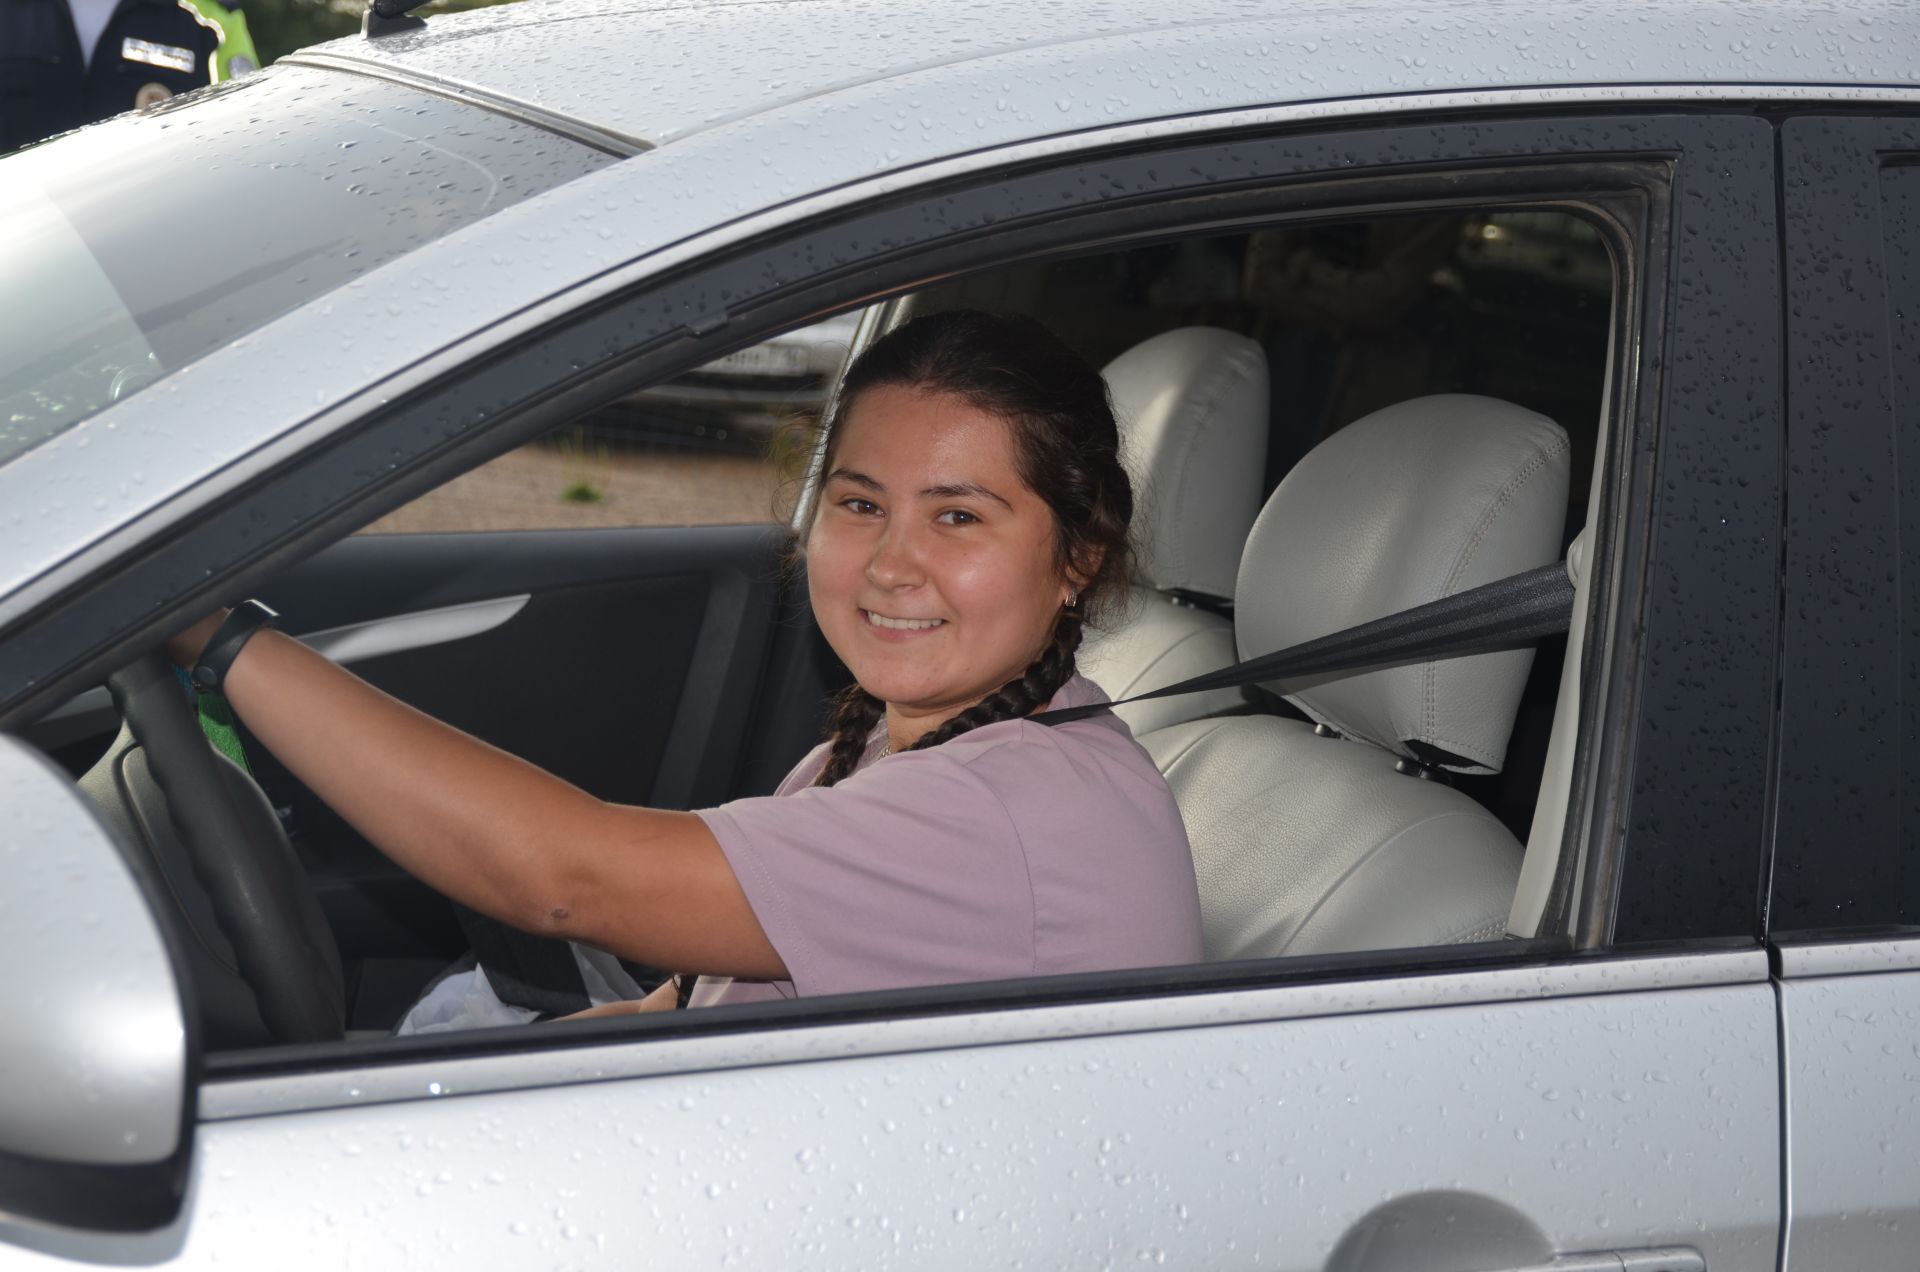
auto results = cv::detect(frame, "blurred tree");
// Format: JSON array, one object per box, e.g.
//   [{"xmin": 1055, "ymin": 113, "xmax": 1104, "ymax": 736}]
[{"xmin": 246, "ymin": 0, "xmax": 522, "ymax": 65}]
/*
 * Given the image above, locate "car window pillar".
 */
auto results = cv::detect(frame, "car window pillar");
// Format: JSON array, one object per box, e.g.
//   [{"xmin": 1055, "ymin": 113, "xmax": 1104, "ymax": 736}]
[{"xmin": 1769, "ymin": 111, "xmax": 1920, "ymax": 1271}]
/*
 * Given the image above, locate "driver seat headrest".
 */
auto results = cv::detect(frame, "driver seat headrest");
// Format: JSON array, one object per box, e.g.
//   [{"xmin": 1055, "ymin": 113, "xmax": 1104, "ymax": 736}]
[
  {"xmin": 1103, "ymin": 326, "xmax": 1269, "ymax": 602},
  {"xmin": 1236, "ymin": 394, "xmax": 1570, "ymax": 775}
]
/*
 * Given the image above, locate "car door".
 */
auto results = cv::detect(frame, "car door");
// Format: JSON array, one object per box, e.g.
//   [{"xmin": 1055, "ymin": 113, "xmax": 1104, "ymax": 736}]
[
  {"xmin": 1772, "ymin": 112, "xmax": 1920, "ymax": 1269},
  {"xmin": 1, "ymin": 106, "xmax": 1783, "ymax": 1268}
]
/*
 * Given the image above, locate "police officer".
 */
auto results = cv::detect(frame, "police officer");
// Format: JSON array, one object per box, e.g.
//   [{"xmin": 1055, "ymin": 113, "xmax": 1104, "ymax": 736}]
[{"xmin": 1, "ymin": 0, "xmax": 259, "ymax": 153}]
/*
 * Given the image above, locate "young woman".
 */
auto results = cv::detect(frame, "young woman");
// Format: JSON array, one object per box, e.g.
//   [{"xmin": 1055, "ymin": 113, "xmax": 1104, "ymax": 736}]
[{"xmin": 167, "ymin": 310, "xmax": 1203, "ymax": 1021}]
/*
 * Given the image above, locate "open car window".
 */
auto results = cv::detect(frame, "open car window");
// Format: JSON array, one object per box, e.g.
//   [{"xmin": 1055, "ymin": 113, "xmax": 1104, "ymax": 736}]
[
  {"xmin": 150, "ymin": 202, "xmax": 1615, "ymax": 1044},
  {"xmin": 361, "ymin": 314, "xmax": 860, "ymax": 534}
]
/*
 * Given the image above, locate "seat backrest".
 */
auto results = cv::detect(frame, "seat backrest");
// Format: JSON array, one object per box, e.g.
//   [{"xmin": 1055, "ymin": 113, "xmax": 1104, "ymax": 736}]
[
  {"xmin": 1078, "ymin": 327, "xmax": 1268, "ymax": 734},
  {"xmin": 1143, "ymin": 394, "xmax": 1570, "ymax": 960}
]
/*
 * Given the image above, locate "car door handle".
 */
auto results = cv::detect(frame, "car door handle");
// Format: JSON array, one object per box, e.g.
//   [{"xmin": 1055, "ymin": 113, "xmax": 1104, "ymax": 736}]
[{"xmin": 1483, "ymin": 1250, "xmax": 1704, "ymax": 1272}]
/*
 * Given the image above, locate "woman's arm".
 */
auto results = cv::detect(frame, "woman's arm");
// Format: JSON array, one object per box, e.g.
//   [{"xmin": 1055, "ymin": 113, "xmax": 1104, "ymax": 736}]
[{"xmin": 169, "ymin": 615, "xmax": 785, "ymax": 979}]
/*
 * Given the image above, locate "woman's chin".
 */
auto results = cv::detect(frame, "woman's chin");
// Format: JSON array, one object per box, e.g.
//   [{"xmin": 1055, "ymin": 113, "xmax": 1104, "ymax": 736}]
[
  {"xmin": 848, "ymin": 662, "xmax": 969, "ymax": 712},
  {"xmin": 853, "ymin": 675, "xmax": 938, "ymax": 710}
]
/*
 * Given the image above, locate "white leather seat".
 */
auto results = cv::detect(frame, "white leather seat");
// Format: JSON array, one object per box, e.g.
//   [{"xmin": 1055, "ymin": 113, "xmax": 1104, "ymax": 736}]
[
  {"xmin": 1141, "ymin": 394, "xmax": 1571, "ymax": 960},
  {"xmin": 1079, "ymin": 327, "xmax": 1269, "ymax": 734}
]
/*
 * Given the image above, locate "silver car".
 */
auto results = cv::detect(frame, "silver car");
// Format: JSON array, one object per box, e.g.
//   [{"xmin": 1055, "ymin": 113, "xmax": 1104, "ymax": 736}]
[{"xmin": 2, "ymin": 0, "xmax": 1916, "ymax": 1266}]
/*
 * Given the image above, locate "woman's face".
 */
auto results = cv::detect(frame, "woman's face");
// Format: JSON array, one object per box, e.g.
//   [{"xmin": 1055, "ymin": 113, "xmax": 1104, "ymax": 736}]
[{"xmin": 807, "ymin": 383, "xmax": 1073, "ymax": 737}]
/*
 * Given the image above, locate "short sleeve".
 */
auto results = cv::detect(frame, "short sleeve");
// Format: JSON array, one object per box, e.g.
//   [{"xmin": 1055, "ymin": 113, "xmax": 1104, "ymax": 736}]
[{"xmin": 695, "ymin": 750, "xmax": 1037, "ymax": 997}]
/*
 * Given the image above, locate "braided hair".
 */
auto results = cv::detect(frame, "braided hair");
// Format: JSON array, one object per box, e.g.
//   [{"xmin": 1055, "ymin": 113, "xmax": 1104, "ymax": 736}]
[{"xmin": 812, "ymin": 310, "xmax": 1134, "ymax": 787}]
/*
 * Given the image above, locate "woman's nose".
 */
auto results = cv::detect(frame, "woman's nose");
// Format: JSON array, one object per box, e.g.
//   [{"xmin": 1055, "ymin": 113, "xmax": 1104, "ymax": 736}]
[{"xmin": 865, "ymin": 521, "xmax": 925, "ymax": 589}]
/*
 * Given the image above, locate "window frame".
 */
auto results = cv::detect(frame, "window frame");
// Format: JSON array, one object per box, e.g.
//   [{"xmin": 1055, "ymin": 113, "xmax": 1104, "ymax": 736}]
[{"xmin": 0, "ymin": 108, "xmax": 1780, "ymax": 1080}]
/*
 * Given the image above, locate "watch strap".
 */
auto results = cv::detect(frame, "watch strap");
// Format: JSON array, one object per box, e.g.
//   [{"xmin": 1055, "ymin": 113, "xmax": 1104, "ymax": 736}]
[{"xmin": 190, "ymin": 600, "xmax": 280, "ymax": 692}]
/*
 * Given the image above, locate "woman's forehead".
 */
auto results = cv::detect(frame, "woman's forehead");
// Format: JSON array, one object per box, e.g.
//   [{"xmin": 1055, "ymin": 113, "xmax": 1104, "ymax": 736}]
[{"xmin": 831, "ymin": 385, "xmax": 1026, "ymax": 491}]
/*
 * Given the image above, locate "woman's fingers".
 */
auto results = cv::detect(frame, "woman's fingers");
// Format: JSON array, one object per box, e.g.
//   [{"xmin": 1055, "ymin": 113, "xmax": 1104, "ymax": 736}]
[{"xmin": 558, "ymin": 978, "xmax": 682, "ymax": 1020}]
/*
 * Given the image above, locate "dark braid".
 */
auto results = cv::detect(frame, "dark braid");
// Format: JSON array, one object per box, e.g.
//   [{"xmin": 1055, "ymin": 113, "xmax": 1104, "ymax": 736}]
[
  {"xmin": 907, "ymin": 611, "xmax": 1084, "ymax": 755},
  {"xmin": 815, "ymin": 613, "xmax": 1084, "ymax": 787},
  {"xmin": 806, "ymin": 309, "xmax": 1135, "ymax": 786},
  {"xmin": 816, "ymin": 682, "xmax": 885, "ymax": 788}
]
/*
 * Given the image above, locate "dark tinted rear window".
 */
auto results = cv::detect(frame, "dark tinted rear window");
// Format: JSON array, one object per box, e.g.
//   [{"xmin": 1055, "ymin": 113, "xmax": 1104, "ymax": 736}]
[
  {"xmin": 1772, "ymin": 128, "xmax": 1920, "ymax": 933},
  {"xmin": 0, "ymin": 64, "xmax": 615, "ymax": 466}
]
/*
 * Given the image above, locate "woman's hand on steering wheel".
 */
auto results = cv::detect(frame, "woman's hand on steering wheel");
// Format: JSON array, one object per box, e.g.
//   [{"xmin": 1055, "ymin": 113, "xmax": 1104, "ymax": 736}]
[{"xmin": 107, "ymin": 649, "xmax": 347, "ymax": 1043}]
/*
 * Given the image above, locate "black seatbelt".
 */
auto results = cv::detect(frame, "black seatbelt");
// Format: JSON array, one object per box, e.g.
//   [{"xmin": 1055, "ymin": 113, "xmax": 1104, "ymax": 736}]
[
  {"xmin": 1035, "ymin": 560, "xmax": 1576, "ymax": 726},
  {"xmin": 453, "ymin": 903, "xmax": 593, "ymax": 1019}
]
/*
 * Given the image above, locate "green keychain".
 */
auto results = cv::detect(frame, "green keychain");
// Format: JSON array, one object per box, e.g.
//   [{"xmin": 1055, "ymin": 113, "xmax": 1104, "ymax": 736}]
[
  {"xmin": 171, "ymin": 664, "xmax": 252, "ymax": 774},
  {"xmin": 196, "ymin": 691, "xmax": 252, "ymax": 774}
]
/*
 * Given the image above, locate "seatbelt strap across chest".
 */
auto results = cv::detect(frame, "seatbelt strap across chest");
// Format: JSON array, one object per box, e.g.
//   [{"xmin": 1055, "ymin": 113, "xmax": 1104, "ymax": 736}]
[{"xmin": 1034, "ymin": 560, "xmax": 1576, "ymax": 726}]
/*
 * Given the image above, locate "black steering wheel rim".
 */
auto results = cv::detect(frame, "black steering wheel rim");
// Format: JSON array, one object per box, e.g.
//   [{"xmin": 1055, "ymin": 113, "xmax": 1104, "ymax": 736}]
[{"xmin": 106, "ymin": 653, "xmax": 344, "ymax": 1044}]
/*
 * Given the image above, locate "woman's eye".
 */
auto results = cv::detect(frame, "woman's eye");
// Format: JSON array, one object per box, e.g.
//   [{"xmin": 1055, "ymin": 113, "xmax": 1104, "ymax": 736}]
[
  {"xmin": 840, "ymin": 497, "xmax": 879, "ymax": 516},
  {"xmin": 937, "ymin": 508, "xmax": 980, "ymax": 526}
]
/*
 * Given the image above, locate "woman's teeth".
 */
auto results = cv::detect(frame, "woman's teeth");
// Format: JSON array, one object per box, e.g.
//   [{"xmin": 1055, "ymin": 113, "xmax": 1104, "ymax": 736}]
[{"xmin": 866, "ymin": 611, "xmax": 944, "ymax": 631}]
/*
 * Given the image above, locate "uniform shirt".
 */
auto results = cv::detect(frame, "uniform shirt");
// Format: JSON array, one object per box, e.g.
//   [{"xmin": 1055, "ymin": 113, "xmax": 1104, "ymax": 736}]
[
  {"xmin": 67, "ymin": 0, "xmax": 118, "ymax": 65},
  {"xmin": 690, "ymin": 674, "xmax": 1203, "ymax": 1007},
  {"xmin": 2, "ymin": 0, "xmax": 256, "ymax": 153}
]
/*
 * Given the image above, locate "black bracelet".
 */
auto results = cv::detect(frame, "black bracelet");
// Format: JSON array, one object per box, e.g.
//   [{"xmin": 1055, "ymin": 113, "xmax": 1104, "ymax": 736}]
[{"xmin": 190, "ymin": 600, "xmax": 280, "ymax": 693}]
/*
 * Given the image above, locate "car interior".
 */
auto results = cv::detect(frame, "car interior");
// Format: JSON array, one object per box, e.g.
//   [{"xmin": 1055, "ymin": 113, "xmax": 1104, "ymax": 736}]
[{"xmin": 28, "ymin": 203, "xmax": 1617, "ymax": 1051}]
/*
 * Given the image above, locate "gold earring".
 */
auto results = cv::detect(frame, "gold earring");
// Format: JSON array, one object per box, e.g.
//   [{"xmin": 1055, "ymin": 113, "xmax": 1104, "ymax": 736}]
[{"xmin": 1067, "ymin": 588, "xmax": 1079, "ymax": 609}]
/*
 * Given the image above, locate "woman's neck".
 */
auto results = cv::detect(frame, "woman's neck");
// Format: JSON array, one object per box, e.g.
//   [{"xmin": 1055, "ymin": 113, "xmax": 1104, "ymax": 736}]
[
  {"xmin": 884, "ymin": 675, "xmax": 1070, "ymax": 753},
  {"xmin": 883, "ymin": 701, "xmax": 966, "ymax": 753}
]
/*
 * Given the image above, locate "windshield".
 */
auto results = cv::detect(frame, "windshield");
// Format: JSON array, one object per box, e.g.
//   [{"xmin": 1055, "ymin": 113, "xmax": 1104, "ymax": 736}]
[{"xmin": 0, "ymin": 65, "xmax": 615, "ymax": 467}]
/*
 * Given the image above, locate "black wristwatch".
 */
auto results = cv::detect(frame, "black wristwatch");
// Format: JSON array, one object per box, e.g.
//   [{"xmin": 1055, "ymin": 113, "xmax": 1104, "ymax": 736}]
[{"xmin": 190, "ymin": 600, "xmax": 280, "ymax": 692}]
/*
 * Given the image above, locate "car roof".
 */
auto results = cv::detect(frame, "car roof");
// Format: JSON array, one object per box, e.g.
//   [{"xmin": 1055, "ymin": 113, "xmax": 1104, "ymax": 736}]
[{"xmin": 298, "ymin": 0, "xmax": 1920, "ymax": 150}]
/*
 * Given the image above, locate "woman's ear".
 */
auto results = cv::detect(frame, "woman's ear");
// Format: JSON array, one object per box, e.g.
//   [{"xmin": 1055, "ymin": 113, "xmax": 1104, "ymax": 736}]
[{"xmin": 1062, "ymin": 545, "xmax": 1107, "ymax": 605}]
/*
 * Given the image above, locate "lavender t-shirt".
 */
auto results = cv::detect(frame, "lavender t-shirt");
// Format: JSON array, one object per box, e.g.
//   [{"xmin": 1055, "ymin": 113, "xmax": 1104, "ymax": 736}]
[{"xmin": 689, "ymin": 674, "xmax": 1201, "ymax": 1007}]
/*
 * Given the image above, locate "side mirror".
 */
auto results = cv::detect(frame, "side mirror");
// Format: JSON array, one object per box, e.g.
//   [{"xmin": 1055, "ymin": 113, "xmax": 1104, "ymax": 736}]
[{"xmin": 0, "ymin": 734, "xmax": 194, "ymax": 1233}]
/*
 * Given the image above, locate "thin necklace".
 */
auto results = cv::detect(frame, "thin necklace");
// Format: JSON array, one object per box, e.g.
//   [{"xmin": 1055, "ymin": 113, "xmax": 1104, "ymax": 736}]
[{"xmin": 877, "ymin": 734, "xmax": 892, "ymax": 759}]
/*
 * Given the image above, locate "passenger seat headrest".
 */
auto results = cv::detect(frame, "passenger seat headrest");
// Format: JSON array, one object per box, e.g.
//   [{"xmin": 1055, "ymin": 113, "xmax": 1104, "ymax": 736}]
[
  {"xmin": 1103, "ymin": 327, "xmax": 1269, "ymax": 602},
  {"xmin": 1237, "ymin": 394, "xmax": 1571, "ymax": 775}
]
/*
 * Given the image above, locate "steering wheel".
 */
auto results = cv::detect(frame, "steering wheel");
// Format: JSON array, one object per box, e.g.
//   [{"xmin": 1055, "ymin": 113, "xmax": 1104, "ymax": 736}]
[{"xmin": 105, "ymin": 653, "xmax": 345, "ymax": 1044}]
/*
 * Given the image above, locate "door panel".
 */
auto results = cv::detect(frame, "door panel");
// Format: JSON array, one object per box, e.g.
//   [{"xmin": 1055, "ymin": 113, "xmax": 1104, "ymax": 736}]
[
  {"xmin": 251, "ymin": 525, "xmax": 835, "ymax": 1005},
  {"xmin": 1776, "ymin": 945, "xmax": 1920, "ymax": 1271},
  {"xmin": 136, "ymin": 972, "xmax": 1781, "ymax": 1269}
]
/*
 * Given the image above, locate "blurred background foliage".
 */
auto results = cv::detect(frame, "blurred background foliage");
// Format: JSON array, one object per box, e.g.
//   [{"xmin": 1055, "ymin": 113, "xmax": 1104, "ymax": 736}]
[{"xmin": 248, "ymin": 0, "xmax": 523, "ymax": 64}]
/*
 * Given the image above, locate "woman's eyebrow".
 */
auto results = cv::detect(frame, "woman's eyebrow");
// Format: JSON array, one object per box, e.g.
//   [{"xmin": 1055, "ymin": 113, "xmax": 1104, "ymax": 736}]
[
  {"xmin": 828, "ymin": 468, "xmax": 1012, "ymax": 510},
  {"xmin": 825, "ymin": 467, "xmax": 883, "ymax": 492},
  {"xmin": 923, "ymin": 481, "xmax": 1012, "ymax": 509}
]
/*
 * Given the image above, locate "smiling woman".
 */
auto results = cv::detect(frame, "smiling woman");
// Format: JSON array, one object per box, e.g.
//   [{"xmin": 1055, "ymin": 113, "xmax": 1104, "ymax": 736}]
[
  {"xmin": 679, "ymin": 311, "xmax": 1199, "ymax": 1008},
  {"xmin": 165, "ymin": 309, "xmax": 1202, "ymax": 1025},
  {"xmin": 812, "ymin": 385, "xmax": 1079, "ymax": 757},
  {"xmin": 806, "ymin": 310, "xmax": 1138, "ymax": 777}
]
